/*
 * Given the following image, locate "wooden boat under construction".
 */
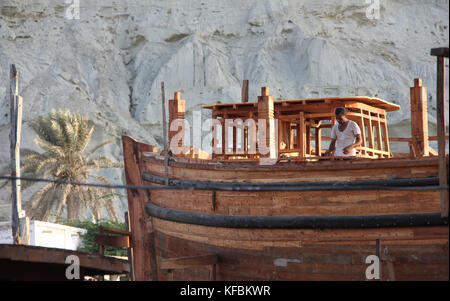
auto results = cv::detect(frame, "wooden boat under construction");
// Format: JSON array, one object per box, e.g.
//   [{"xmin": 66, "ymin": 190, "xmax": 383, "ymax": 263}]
[{"xmin": 122, "ymin": 48, "xmax": 449, "ymax": 281}]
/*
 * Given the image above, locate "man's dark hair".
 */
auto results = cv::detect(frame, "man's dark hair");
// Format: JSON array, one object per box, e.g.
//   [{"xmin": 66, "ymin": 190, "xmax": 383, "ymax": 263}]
[{"xmin": 335, "ymin": 107, "xmax": 347, "ymax": 116}]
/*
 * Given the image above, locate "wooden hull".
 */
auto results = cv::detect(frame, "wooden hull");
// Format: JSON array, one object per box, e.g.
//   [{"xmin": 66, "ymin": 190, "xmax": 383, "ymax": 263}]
[
  {"xmin": 155, "ymin": 231, "xmax": 448, "ymax": 281},
  {"xmin": 122, "ymin": 136, "xmax": 449, "ymax": 281}
]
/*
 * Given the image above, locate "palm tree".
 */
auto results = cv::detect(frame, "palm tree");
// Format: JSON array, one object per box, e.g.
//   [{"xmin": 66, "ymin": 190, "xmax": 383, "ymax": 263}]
[{"xmin": 21, "ymin": 109, "xmax": 122, "ymax": 222}]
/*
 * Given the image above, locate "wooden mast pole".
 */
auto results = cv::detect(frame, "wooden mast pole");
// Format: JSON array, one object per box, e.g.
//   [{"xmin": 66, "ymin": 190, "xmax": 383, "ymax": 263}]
[
  {"xmin": 9, "ymin": 64, "xmax": 29, "ymax": 245},
  {"xmin": 241, "ymin": 80, "xmax": 249, "ymax": 103},
  {"xmin": 161, "ymin": 82, "xmax": 169, "ymax": 186},
  {"xmin": 409, "ymin": 78, "xmax": 429, "ymax": 157},
  {"xmin": 430, "ymin": 47, "xmax": 449, "ymax": 218}
]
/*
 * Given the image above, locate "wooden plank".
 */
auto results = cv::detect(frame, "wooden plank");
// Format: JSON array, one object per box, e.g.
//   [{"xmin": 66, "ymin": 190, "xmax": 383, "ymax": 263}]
[
  {"xmin": 298, "ymin": 112, "xmax": 306, "ymax": 157},
  {"xmin": 315, "ymin": 127, "xmax": 322, "ymax": 156},
  {"xmin": 122, "ymin": 136, "xmax": 157, "ymax": 280},
  {"xmin": 367, "ymin": 115, "xmax": 374, "ymax": 149},
  {"xmin": 306, "ymin": 124, "xmax": 311, "ymax": 155},
  {"xmin": 161, "ymin": 82, "xmax": 169, "ymax": 185},
  {"xmin": 257, "ymin": 87, "xmax": 276, "ymax": 159},
  {"xmin": 241, "ymin": 80, "xmax": 249, "ymax": 103},
  {"xmin": 429, "ymin": 136, "xmax": 449, "ymax": 141},
  {"xmin": 381, "ymin": 121, "xmax": 390, "ymax": 154},
  {"xmin": 160, "ymin": 254, "xmax": 218, "ymax": 270},
  {"xmin": 0, "ymin": 244, "xmax": 130, "ymax": 277},
  {"xmin": 376, "ymin": 114, "xmax": 383, "ymax": 150},
  {"xmin": 430, "ymin": 47, "xmax": 449, "ymax": 57},
  {"xmin": 410, "ymin": 78, "xmax": 429, "ymax": 157},
  {"xmin": 125, "ymin": 211, "xmax": 135, "ymax": 281},
  {"xmin": 436, "ymin": 56, "xmax": 449, "ymax": 217},
  {"xmin": 356, "ymin": 109, "xmax": 366, "ymax": 155},
  {"xmin": 99, "ymin": 226, "xmax": 131, "ymax": 236},
  {"xmin": 94, "ymin": 234, "xmax": 130, "ymax": 248},
  {"xmin": 168, "ymin": 92, "xmax": 185, "ymax": 149},
  {"xmin": 9, "ymin": 64, "xmax": 29, "ymax": 245}
]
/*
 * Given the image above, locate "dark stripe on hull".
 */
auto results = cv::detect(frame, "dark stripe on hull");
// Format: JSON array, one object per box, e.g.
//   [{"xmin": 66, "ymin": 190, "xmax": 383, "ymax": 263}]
[
  {"xmin": 146, "ymin": 202, "xmax": 449, "ymax": 229},
  {"xmin": 143, "ymin": 172, "xmax": 442, "ymax": 191}
]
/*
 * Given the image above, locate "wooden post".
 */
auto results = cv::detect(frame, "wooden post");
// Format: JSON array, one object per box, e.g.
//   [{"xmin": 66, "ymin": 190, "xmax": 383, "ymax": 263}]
[
  {"xmin": 122, "ymin": 136, "xmax": 158, "ymax": 280},
  {"xmin": 221, "ymin": 115, "xmax": 226, "ymax": 156},
  {"xmin": 376, "ymin": 114, "xmax": 383, "ymax": 151},
  {"xmin": 257, "ymin": 87, "xmax": 276, "ymax": 160},
  {"xmin": 367, "ymin": 115, "xmax": 375, "ymax": 150},
  {"xmin": 277, "ymin": 119, "xmax": 282, "ymax": 154},
  {"xmin": 9, "ymin": 64, "xmax": 29, "ymax": 245},
  {"xmin": 241, "ymin": 80, "xmax": 249, "ymax": 103},
  {"xmin": 376, "ymin": 238, "xmax": 382, "ymax": 281},
  {"xmin": 161, "ymin": 82, "xmax": 169, "ymax": 186},
  {"xmin": 381, "ymin": 120, "xmax": 390, "ymax": 155},
  {"xmin": 289, "ymin": 125, "xmax": 295, "ymax": 149},
  {"xmin": 410, "ymin": 78, "xmax": 429, "ymax": 157},
  {"xmin": 124, "ymin": 211, "xmax": 135, "ymax": 281},
  {"xmin": 168, "ymin": 92, "xmax": 186, "ymax": 149},
  {"xmin": 212, "ymin": 118, "xmax": 222, "ymax": 158},
  {"xmin": 306, "ymin": 124, "xmax": 311, "ymax": 155},
  {"xmin": 297, "ymin": 112, "xmax": 306, "ymax": 157},
  {"xmin": 358, "ymin": 109, "xmax": 366, "ymax": 156},
  {"xmin": 431, "ymin": 48, "xmax": 449, "ymax": 218},
  {"xmin": 315, "ymin": 127, "xmax": 322, "ymax": 156}
]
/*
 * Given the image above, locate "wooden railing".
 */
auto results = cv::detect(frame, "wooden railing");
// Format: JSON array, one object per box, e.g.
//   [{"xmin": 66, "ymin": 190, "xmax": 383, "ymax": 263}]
[{"xmin": 389, "ymin": 136, "xmax": 449, "ymax": 158}]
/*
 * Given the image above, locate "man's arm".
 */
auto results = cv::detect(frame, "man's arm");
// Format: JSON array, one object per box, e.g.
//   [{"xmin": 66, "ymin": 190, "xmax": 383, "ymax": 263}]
[
  {"xmin": 324, "ymin": 139, "xmax": 336, "ymax": 156},
  {"xmin": 343, "ymin": 134, "xmax": 362, "ymax": 154}
]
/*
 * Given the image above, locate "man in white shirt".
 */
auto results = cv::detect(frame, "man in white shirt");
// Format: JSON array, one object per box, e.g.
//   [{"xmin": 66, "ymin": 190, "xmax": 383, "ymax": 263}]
[{"xmin": 324, "ymin": 107, "xmax": 362, "ymax": 157}]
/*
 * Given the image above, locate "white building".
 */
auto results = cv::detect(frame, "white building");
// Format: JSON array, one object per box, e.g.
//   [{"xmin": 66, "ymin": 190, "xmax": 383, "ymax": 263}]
[{"xmin": 0, "ymin": 220, "xmax": 86, "ymax": 250}]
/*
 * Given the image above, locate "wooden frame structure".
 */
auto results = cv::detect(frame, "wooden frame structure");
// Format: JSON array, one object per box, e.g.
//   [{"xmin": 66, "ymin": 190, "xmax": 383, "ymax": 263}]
[{"xmin": 202, "ymin": 87, "xmax": 400, "ymax": 160}]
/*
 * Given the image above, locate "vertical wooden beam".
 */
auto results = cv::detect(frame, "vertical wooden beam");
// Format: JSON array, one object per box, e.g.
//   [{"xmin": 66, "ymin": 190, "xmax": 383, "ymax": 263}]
[
  {"xmin": 244, "ymin": 127, "xmax": 248, "ymax": 153},
  {"xmin": 10, "ymin": 64, "xmax": 29, "ymax": 245},
  {"xmin": 161, "ymin": 82, "xmax": 169, "ymax": 186},
  {"xmin": 249, "ymin": 111, "xmax": 256, "ymax": 158},
  {"xmin": 122, "ymin": 136, "xmax": 158, "ymax": 280},
  {"xmin": 297, "ymin": 112, "xmax": 306, "ymax": 157},
  {"xmin": 257, "ymin": 87, "xmax": 276, "ymax": 159},
  {"xmin": 124, "ymin": 211, "xmax": 135, "ymax": 281},
  {"xmin": 277, "ymin": 119, "xmax": 282, "ymax": 153},
  {"xmin": 436, "ymin": 56, "xmax": 448, "ymax": 217},
  {"xmin": 376, "ymin": 114, "xmax": 382, "ymax": 151},
  {"xmin": 289, "ymin": 125, "xmax": 295, "ymax": 149},
  {"xmin": 367, "ymin": 114, "xmax": 375, "ymax": 150},
  {"xmin": 168, "ymin": 92, "xmax": 186, "ymax": 149},
  {"xmin": 209, "ymin": 264, "xmax": 217, "ymax": 281},
  {"xmin": 306, "ymin": 124, "xmax": 311, "ymax": 155},
  {"xmin": 358, "ymin": 110, "xmax": 366, "ymax": 156},
  {"xmin": 223, "ymin": 113, "xmax": 229, "ymax": 155},
  {"xmin": 212, "ymin": 118, "xmax": 221, "ymax": 159},
  {"xmin": 376, "ymin": 238, "xmax": 382, "ymax": 281},
  {"xmin": 241, "ymin": 80, "xmax": 249, "ymax": 103},
  {"xmin": 410, "ymin": 78, "xmax": 429, "ymax": 157},
  {"xmin": 381, "ymin": 119, "xmax": 390, "ymax": 155},
  {"xmin": 232, "ymin": 126, "xmax": 237, "ymax": 154},
  {"xmin": 315, "ymin": 127, "xmax": 322, "ymax": 156}
]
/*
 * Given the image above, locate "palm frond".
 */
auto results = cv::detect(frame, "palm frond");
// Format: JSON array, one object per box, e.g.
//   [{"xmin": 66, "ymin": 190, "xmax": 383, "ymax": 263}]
[
  {"xmin": 24, "ymin": 109, "xmax": 121, "ymax": 222},
  {"xmin": 86, "ymin": 139, "xmax": 115, "ymax": 158}
]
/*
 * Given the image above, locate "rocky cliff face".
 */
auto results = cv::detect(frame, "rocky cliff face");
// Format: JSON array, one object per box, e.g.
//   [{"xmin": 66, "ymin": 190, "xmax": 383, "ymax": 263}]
[{"xmin": 0, "ymin": 0, "xmax": 448, "ymax": 220}]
